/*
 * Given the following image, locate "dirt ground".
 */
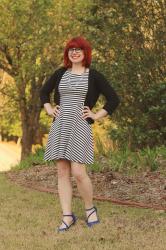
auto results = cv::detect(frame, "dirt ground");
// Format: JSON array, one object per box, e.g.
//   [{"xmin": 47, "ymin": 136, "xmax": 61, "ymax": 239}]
[{"xmin": 6, "ymin": 164, "xmax": 166, "ymax": 211}]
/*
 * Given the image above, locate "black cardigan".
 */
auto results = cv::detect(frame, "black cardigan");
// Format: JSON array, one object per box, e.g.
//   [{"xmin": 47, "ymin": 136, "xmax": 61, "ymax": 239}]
[{"xmin": 40, "ymin": 66, "xmax": 120, "ymax": 124}]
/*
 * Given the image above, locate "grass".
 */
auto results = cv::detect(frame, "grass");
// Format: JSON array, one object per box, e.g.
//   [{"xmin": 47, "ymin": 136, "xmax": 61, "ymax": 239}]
[{"xmin": 0, "ymin": 173, "xmax": 166, "ymax": 250}]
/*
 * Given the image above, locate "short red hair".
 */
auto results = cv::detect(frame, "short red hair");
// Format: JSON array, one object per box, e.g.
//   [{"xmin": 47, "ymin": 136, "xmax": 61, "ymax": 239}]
[{"xmin": 63, "ymin": 36, "xmax": 92, "ymax": 68}]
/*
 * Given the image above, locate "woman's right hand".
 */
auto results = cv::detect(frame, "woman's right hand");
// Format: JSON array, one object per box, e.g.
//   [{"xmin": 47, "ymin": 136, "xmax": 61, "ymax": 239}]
[{"xmin": 44, "ymin": 103, "xmax": 60, "ymax": 118}]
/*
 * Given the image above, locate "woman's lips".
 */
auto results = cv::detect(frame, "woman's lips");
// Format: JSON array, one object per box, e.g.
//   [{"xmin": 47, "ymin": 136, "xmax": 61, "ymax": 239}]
[{"xmin": 71, "ymin": 56, "xmax": 80, "ymax": 59}]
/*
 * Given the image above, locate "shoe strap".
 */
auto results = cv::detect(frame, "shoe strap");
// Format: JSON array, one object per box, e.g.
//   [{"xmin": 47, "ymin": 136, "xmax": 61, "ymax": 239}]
[
  {"xmin": 62, "ymin": 220, "xmax": 69, "ymax": 229},
  {"xmin": 63, "ymin": 214, "xmax": 75, "ymax": 220},
  {"xmin": 85, "ymin": 206, "xmax": 96, "ymax": 211},
  {"xmin": 86, "ymin": 207, "xmax": 97, "ymax": 220},
  {"xmin": 63, "ymin": 214, "xmax": 73, "ymax": 216}
]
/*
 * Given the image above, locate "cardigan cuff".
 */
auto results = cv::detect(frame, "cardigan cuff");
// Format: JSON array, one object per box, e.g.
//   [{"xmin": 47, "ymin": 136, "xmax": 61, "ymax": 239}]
[
  {"xmin": 102, "ymin": 98, "xmax": 120, "ymax": 116},
  {"xmin": 40, "ymin": 98, "xmax": 51, "ymax": 108},
  {"xmin": 102, "ymin": 104, "xmax": 113, "ymax": 116}
]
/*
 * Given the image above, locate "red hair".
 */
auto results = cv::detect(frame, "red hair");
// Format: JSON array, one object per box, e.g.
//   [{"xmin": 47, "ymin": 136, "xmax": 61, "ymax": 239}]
[{"xmin": 63, "ymin": 36, "xmax": 92, "ymax": 68}]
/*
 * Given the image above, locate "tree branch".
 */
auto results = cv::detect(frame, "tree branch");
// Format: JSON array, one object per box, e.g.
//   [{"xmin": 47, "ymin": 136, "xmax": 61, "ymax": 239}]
[
  {"xmin": 0, "ymin": 62, "xmax": 13, "ymax": 76},
  {"xmin": 0, "ymin": 45, "xmax": 13, "ymax": 65}
]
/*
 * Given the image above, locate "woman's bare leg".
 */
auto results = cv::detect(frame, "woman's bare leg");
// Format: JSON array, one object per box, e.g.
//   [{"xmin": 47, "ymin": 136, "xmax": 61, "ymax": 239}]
[
  {"xmin": 56, "ymin": 159, "xmax": 73, "ymax": 228},
  {"xmin": 71, "ymin": 162, "xmax": 98, "ymax": 222}
]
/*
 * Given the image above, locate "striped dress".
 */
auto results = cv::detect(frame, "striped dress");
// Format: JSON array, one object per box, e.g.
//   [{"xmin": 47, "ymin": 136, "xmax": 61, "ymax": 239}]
[{"xmin": 44, "ymin": 68, "xmax": 94, "ymax": 164}]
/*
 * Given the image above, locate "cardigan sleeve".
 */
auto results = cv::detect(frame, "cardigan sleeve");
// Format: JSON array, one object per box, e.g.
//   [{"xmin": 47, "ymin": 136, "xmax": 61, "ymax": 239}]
[
  {"xmin": 40, "ymin": 68, "xmax": 62, "ymax": 107},
  {"xmin": 95, "ymin": 71, "xmax": 120, "ymax": 116}
]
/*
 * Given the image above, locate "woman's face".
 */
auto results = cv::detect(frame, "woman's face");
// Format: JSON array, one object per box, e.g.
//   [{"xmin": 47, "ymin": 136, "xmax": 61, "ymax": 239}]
[{"xmin": 68, "ymin": 47, "xmax": 84, "ymax": 64}]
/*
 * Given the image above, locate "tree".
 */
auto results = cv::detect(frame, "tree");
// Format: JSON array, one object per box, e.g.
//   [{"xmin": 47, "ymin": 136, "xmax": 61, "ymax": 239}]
[
  {"xmin": 84, "ymin": 0, "xmax": 166, "ymax": 149},
  {"xmin": 0, "ymin": 0, "xmax": 92, "ymax": 159},
  {"xmin": 0, "ymin": 0, "xmax": 58, "ymax": 159}
]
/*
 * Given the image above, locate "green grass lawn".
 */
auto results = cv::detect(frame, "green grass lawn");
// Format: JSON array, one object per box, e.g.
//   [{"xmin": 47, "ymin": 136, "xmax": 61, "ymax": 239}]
[{"xmin": 0, "ymin": 173, "xmax": 165, "ymax": 250}]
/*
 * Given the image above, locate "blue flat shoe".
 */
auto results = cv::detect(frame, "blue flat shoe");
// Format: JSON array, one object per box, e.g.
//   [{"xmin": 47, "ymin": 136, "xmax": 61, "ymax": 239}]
[
  {"xmin": 85, "ymin": 206, "xmax": 100, "ymax": 227},
  {"xmin": 57, "ymin": 213, "xmax": 77, "ymax": 232}
]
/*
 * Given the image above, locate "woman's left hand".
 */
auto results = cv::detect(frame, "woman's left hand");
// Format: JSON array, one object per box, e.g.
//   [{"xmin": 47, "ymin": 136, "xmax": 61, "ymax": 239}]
[{"xmin": 81, "ymin": 106, "xmax": 97, "ymax": 121}]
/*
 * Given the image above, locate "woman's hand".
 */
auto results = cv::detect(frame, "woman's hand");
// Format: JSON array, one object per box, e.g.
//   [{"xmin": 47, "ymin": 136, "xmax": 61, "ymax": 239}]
[
  {"xmin": 44, "ymin": 103, "xmax": 60, "ymax": 118},
  {"xmin": 81, "ymin": 106, "xmax": 97, "ymax": 121},
  {"xmin": 81, "ymin": 106, "xmax": 108, "ymax": 121}
]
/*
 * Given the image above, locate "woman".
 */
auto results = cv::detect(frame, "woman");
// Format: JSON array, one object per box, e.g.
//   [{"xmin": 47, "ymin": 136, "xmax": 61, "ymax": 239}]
[{"xmin": 40, "ymin": 36, "xmax": 120, "ymax": 232}]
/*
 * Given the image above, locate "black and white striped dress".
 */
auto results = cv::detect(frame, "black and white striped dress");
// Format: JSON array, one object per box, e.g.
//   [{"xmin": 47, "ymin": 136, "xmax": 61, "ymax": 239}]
[{"xmin": 44, "ymin": 68, "xmax": 94, "ymax": 164}]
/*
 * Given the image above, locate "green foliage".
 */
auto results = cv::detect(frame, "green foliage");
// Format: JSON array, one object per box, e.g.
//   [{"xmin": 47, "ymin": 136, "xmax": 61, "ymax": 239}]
[
  {"xmin": 0, "ymin": 80, "xmax": 21, "ymax": 138},
  {"xmin": 108, "ymin": 146, "xmax": 165, "ymax": 174},
  {"xmin": 110, "ymin": 81, "xmax": 166, "ymax": 149},
  {"xmin": 0, "ymin": 0, "xmax": 57, "ymax": 148},
  {"xmin": 89, "ymin": 160, "xmax": 102, "ymax": 173},
  {"xmin": 86, "ymin": 0, "xmax": 166, "ymax": 150},
  {"xmin": 0, "ymin": 0, "xmax": 93, "ymax": 157}
]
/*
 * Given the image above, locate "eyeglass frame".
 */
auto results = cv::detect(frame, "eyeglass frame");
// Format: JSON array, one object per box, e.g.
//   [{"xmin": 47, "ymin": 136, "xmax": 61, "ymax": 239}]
[{"xmin": 68, "ymin": 47, "xmax": 83, "ymax": 53}]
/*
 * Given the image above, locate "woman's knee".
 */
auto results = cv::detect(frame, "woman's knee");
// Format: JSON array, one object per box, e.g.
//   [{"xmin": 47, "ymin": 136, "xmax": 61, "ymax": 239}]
[
  {"xmin": 71, "ymin": 162, "xmax": 87, "ymax": 182},
  {"xmin": 57, "ymin": 159, "xmax": 71, "ymax": 178}
]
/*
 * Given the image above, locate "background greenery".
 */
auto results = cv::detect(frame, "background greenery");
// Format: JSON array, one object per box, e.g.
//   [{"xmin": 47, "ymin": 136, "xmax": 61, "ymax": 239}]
[{"xmin": 0, "ymin": 0, "xmax": 165, "ymax": 160}]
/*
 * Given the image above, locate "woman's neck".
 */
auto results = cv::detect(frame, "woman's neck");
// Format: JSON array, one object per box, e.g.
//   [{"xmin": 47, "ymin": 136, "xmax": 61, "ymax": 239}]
[{"xmin": 70, "ymin": 63, "xmax": 86, "ymax": 74}]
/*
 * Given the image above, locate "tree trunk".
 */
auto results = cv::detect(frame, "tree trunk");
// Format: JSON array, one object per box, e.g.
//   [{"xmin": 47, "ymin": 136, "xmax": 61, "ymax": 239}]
[
  {"xmin": 19, "ymin": 81, "xmax": 42, "ymax": 161},
  {"xmin": 20, "ymin": 110, "xmax": 41, "ymax": 160},
  {"xmin": 21, "ymin": 124, "xmax": 33, "ymax": 160}
]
